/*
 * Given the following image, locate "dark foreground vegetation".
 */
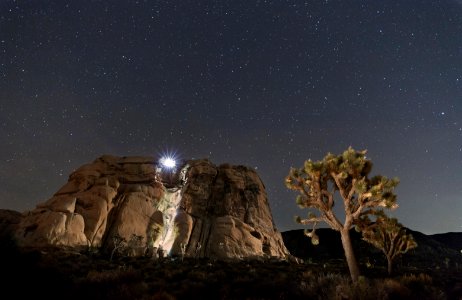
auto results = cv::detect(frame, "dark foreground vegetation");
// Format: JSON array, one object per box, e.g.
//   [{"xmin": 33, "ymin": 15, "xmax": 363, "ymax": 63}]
[
  {"xmin": 1, "ymin": 209, "xmax": 461, "ymax": 299},
  {"xmin": 1, "ymin": 243, "xmax": 461, "ymax": 300}
]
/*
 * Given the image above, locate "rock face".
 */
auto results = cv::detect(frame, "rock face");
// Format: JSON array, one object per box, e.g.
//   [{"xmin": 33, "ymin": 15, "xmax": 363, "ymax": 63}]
[{"xmin": 15, "ymin": 155, "xmax": 289, "ymax": 259}]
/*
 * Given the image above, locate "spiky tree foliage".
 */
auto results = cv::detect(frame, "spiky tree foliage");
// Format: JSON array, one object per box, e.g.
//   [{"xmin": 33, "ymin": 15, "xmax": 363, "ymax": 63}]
[
  {"xmin": 360, "ymin": 213, "xmax": 417, "ymax": 275},
  {"xmin": 285, "ymin": 147, "xmax": 399, "ymax": 282}
]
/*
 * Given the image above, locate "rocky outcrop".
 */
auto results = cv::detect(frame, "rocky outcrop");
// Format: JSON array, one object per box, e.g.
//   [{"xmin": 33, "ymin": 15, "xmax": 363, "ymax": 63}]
[
  {"xmin": 0, "ymin": 209, "xmax": 22, "ymax": 242},
  {"xmin": 15, "ymin": 155, "xmax": 289, "ymax": 259}
]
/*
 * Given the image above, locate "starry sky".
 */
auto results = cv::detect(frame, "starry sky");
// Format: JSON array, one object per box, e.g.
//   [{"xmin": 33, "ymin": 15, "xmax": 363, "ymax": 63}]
[{"xmin": 1, "ymin": 0, "xmax": 461, "ymax": 235}]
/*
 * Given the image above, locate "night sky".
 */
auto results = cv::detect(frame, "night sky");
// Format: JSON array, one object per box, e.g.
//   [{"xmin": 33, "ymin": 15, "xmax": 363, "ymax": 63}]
[{"xmin": 1, "ymin": 0, "xmax": 461, "ymax": 234}]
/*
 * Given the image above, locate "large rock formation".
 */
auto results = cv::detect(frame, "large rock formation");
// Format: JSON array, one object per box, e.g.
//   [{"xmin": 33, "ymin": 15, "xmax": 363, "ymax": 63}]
[{"xmin": 15, "ymin": 155, "xmax": 289, "ymax": 259}]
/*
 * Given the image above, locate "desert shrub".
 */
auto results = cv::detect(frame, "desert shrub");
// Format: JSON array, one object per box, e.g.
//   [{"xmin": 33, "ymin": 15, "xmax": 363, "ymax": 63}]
[
  {"xmin": 160, "ymin": 265, "xmax": 187, "ymax": 281},
  {"xmin": 299, "ymin": 273, "xmax": 438, "ymax": 300},
  {"xmin": 78, "ymin": 267, "xmax": 147, "ymax": 299},
  {"xmin": 174, "ymin": 280, "xmax": 210, "ymax": 299},
  {"xmin": 380, "ymin": 278, "xmax": 413, "ymax": 299},
  {"xmin": 144, "ymin": 291, "xmax": 176, "ymax": 300},
  {"xmin": 187, "ymin": 269, "xmax": 208, "ymax": 281},
  {"xmin": 338, "ymin": 276, "xmax": 377, "ymax": 300},
  {"xmin": 336, "ymin": 274, "xmax": 444, "ymax": 300},
  {"xmin": 85, "ymin": 268, "xmax": 132, "ymax": 283},
  {"xmin": 400, "ymin": 273, "xmax": 432, "ymax": 287},
  {"xmin": 109, "ymin": 281, "xmax": 149, "ymax": 299},
  {"xmin": 398, "ymin": 273, "xmax": 445, "ymax": 300},
  {"xmin": 324, "ymin": 276, "xmax": 410, "ymax": 300},
  {"xmin": 299, "ymin": 272, "xmax": 349, "ymax": 299}
]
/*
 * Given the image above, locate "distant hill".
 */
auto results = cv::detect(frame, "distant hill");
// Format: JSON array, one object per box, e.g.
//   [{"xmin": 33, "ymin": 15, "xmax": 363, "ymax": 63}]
[
  {"xmin": 430, "ymin": 232, "xmax": 462, "ymax": 252},
  {"xmin": 281, "ymin": 227, "xmax": 462, "ymax": 271},
  {"xmin": 281, "ymin": 228, "xmax": 370, "ymax": 260}
]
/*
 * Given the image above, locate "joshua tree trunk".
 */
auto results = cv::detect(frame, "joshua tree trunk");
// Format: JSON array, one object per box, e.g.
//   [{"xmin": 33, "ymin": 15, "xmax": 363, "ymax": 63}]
[
  {"xmin": 387, "ymin": 256, "xmax": 393, "ymax": 275},
  {"xmin": 340, "ymin": 229, "xmax": 360, "ymax": 282}
]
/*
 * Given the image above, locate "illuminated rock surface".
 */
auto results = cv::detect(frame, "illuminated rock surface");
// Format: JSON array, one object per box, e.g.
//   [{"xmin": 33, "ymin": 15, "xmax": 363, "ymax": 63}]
[{"xmin": 15, "ymin": 155, "xmax": 289, "ymax": 259}]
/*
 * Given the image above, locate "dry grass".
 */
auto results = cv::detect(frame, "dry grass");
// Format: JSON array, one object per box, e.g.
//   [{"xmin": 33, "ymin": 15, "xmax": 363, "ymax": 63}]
[{"xmin": 0, "ymin": 247, "xmax": 459, "ymax": 300}]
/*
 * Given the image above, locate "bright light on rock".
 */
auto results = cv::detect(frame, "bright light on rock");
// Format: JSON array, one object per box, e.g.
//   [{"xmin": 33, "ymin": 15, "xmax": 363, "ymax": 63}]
[{"xmin": 160, "ymin": 156, "xmax": 176, "ymax": 169}]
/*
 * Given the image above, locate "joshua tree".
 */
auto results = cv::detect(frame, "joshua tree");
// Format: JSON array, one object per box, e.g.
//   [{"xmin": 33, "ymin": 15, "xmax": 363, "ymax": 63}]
[
  {"xmin": 285, "ymin": 147, "xmax": 399, "ymax": 282},
  {"xmin": 360, "ymin": 213, "xmax": 417, "ymax": 275}
]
